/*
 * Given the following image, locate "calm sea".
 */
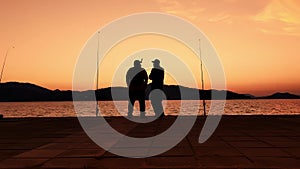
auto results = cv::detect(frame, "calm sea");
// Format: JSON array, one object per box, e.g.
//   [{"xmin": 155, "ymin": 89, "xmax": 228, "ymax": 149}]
[{"xmin": 0, "ymin": 100, "xmax": 299, "ymax": 118}]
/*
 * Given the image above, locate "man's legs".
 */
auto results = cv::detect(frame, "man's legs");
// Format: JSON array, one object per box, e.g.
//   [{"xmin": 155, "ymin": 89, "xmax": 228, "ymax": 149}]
[
  {"xmin": 150, "ymin": 89, "xmax": 164, "ymax": 117},
  {"xmin": 152, "ymin": 98, "xmax": 163, "ymax": 117},
  {"xmin": 128, "ymin": 92, "xmax": 136, "ymax": 117},
  {"xmin": 138, "ymin": 94, "xmax": 146, "ymax": 117}
]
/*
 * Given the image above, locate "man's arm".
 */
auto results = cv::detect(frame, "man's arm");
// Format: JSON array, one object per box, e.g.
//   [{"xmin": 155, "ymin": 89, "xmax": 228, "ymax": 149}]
[
  {"xmin": 126, "ymin": 69, "xmax": 131, "ymax": 86},
  {"xmin": 161, "ymin": 69, "xmax": 165, "ymax": 82},
  {"xmin": 144, "ymin": 70, "xmax": 148, "ymax": 85},
  {"xmin": 149, "ymin": 69, "xmax": 153, "ymax": 80}
]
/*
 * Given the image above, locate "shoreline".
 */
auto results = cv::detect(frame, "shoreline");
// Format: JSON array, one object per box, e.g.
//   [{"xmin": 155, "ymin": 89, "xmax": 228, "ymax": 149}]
[
  {"xmin": 1, "ymin": 82, "xmax": 300, "ymax": 102},
  {"xmin": 0, "ymin": 98, "xmax": 300, "ymax": 103},
  {"xmin": 1, "ymin": 114, "xmax": 300, "ymax": 120}
]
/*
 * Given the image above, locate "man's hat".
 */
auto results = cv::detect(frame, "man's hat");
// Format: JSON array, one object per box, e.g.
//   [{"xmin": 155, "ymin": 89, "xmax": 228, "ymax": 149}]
[
  {"xmin": 134, "ymin": 60, "xmax": 141, "ymax": 64},
  {"xmin": 152, "ymin": 59, "xmax": 160, "ymax": 64},
  {"xmin": 134, "ymin": 60, "xmax": 142, "ymax": 67}
]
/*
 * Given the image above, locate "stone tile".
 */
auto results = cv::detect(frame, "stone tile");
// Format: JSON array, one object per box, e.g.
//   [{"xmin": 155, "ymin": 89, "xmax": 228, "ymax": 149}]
[
  {"xmin": 54, "ymin": 137, "xmax": 92, "ymax": 143},
  {"xmin": 150, "ymin": 147, "xmax": 194, "ymax": 157},
  {"xmin": 290, "ymin": 136, "xmax": 300, "ymax": 141},
  {"xmin": 0, "ymin": 139, "xmax": 26, "ymax": 144},
  {"xmin": 102, "ymin": 151, "xmax": 119, "ymax": 157},
  {"xmin": 176, "ymin": 139, "xmax": 191, "ymax": 148},
  {"xmin": 214, "ymin": 131, "xmax": 249, "ymax": 137},
  {"xmin": 267, "ymin": 141, "xmax": 300, "ymax": 148},
  {"xmin": 37, "ymin": 143, "xmax": 80, "ymax": 150},
  {"xmin": 0, "ymin": 158, "xmax": 48, "ymax": 168},
  {"xmin": 194, "ymin": 147, "xmax": 243, "ymax": 157},
  {"xmin": 0, "ymin": 143, "xmax": 44, "ymax": 150},
  {"xmin": 91, "ymin": 158, "xmax": 146, "ymax": 168},
  {"xmin": 238, "ymin": 147, "xmax": 291, "ymax": 157},
  {"xmin": 227, "ymin": 141, "xmax": 272, "ymax": 148},
  {"xmin": 127, "ymin": 132, "xmax": 156, "ymax": 138},
  {"xmin": 146, "ymin": 156, "xmax": 196, "ymax": 168},
  {"xmin": 64, "ymin": 133, "xmax": 87, "ymax": 138},
  {"xmin": 39, "ymin": 133, "xmax": 70, "ymax": 138},
  {"xmin": 150, "ymin": 138, "xmax": 190, "ymax": 148},
  {"xmin": 41, "ymin": 158, "xmax": 99, "ymax": 169},
  {"xmin": 248, "ymin": 131, "xmax": 293, "ymax": 137},
  {"xmin": 14, "ymin": 149, "xmax": 65, "ymax": 158},
  {"xmin": 129, "ymin": 127, "xmax": 156, "ymax": 134},
  {"xmin": 0, "ymin": 150, "xmax": 25, "ymax": 160},
  {"xmin": 58, "ymin": 149, "xmax": 105, "ymax": 158},
  {"xmin": 221, "ymin": 136, "xmax": 257, "ymax": 141},
  {"xmin": 196, "ymin": 156, "xmax": 254, "ymax": 168},
  {"xmin": 112, "ymin": 139, "xmax": 153, "ymax": 148},
  {"xmin": 106, "ymin": 147, "xmax": 151, "ymax": 158},
  {"xmin": 282, "ymin": 148, "xmax": 300, "ymax": 157},
  {"xmin": 191, "ymin": 139, "xmax": 231, "ymax": 148},
  {"xmin": 72, "ymin": 142, "xmax": 101, "ymax": 149},
  {"xmin": 26, "ymin": 138, "xmax": 59, "ymax": 143},
  {"xmin": 251, "ymin": 157, "xmax": 300, "ymax": 169},
  {"xmin": 258, "ymin": 136, "xmax": 297, "ymax": 142}
]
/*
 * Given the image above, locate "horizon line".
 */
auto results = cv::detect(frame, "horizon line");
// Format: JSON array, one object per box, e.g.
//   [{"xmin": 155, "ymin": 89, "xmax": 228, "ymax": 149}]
[{"xmin": 1, "ymin": 81, "xmax": 300, "ymax": 98}]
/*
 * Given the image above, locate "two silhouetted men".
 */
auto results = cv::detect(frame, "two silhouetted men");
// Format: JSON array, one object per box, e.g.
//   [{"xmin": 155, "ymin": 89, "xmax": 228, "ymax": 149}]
[{"xmin": 126, "ymin": 59, "xmax": 165, "ymax": 118}]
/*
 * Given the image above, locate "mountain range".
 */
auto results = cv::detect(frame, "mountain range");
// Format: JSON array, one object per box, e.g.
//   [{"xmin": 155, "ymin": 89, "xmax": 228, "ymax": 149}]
[{"xmin": 0, "ymin": 82, "xmax": 299, "ymax": 102}]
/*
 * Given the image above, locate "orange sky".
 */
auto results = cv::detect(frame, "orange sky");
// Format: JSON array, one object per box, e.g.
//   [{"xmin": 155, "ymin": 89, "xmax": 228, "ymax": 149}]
[{"xmin": 0, "ymin": 0, "xmax": 300, "ymax": 96}]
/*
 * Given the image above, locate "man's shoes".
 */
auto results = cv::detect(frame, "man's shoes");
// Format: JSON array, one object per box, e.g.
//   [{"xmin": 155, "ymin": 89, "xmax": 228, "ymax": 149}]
[
  {"xmin": 128, "ymin": 113, "xmax": 133, "ymax": 118},
  {"xmin": 159, "ymin": 112, "xmax": 165, "ymax": 118}
]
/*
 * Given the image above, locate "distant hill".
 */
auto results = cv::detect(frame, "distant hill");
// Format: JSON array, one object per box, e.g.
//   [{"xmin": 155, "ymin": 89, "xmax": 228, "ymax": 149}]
[
  {"xmin": 258, "ymin": 92, "xmax": 300, "ymax": 99},
  {"xmin": 2, "ymin": 82, "xmax": 297, "ymax": 102},
  {"xmin": 0, "ymin": 82, "xmax": 72, "ymax": 101}
]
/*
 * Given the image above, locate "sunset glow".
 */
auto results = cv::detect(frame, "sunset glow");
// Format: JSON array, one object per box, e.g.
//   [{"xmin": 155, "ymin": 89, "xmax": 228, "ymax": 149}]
[{"xmin": 1, "ymin": 0, "xmax": 300, "ymax": 96}]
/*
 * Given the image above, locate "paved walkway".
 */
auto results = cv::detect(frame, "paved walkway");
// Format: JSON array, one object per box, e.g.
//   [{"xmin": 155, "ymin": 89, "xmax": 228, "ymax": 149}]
[{"xmin": 0, "ymin": 116, "xmax": 299, "ymax": 168}]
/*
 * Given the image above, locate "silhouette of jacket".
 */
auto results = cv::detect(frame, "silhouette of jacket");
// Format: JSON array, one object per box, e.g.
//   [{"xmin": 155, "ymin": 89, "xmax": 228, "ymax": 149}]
[
  {"xmin": 126, "ymin": 67, "xmax": 148, "ymax": 91},
  {"xmin": 149, "ymin": 67, "xmax": 164, "ymax": 90}
]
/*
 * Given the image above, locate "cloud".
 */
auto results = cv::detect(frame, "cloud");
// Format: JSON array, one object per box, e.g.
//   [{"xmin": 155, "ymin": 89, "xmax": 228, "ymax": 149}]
[
  {"xmin": 155, "ymin": 0, "xmax": 205, "ymax": 22},
  {"xmin": 208, "ymin": 13, "xmax": 231, "ymax": 23},
  {"xmin": 155, "ymin": 0, "xmax": 270, "ymax": 24},
  {"xmin": 253, "ymin": 0, "xmax": 300, "ymax": 36},
  {"xmin": 155, "ymin": 0, "xmax": 300, "ymax": 36}
]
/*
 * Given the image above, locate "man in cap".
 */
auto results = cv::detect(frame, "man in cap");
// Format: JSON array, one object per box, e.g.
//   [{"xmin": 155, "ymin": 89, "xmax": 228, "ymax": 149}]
[
  {"xmin": 149, "ymin": 59, "xmax": 165, "ymax": 117},
  {"xmin": 126, "ymin": 59, "xmax": 148, "ymax": 117}
]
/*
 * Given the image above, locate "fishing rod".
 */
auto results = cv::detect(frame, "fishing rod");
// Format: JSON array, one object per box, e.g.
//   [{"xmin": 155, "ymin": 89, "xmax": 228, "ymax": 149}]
[
  {"xmin": 0, "ymin": 46, "xmax": 14, "ymax": 83},
  {"xmin": 199, "ymin": 39, "xmax": 206, "ymax": 116},
  {"xmin": 96, "ymin": 32, "xmax": 100, "ymax": 117}
]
